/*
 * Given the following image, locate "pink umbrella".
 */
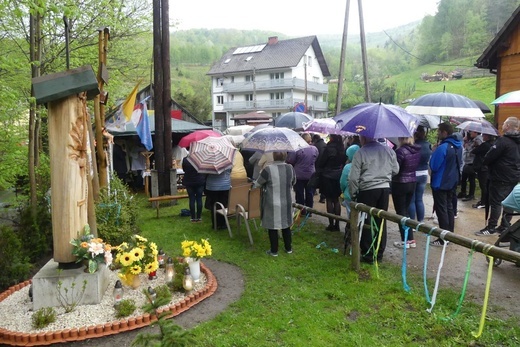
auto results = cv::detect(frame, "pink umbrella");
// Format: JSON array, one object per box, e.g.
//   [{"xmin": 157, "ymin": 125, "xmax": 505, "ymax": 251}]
[{"xmin": 178, "ymin": 130, "xmax": 221, "ymax": 148}]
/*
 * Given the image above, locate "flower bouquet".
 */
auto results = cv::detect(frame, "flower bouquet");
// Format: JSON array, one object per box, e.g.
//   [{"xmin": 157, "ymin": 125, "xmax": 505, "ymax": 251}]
[
  {"xmin": 181, "ymin": 238, "xmax": 212, "ymax": 261},
  {"xmin": 114, "ymin": 235, "xmax": 159, "ymax": 287},
  {"xmin": 70, "ymin": 225, "xmax": 113, "ymax": 273}
]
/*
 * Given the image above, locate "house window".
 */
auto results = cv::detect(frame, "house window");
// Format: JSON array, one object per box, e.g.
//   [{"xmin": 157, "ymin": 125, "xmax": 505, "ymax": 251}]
[
  {"xmin": 245, "ymin": 75, "xmax": 254, "ymax": 82},
  {"xmin": 308, "ymin": 56, "xmax": 312, "ymax": 67},
  {"xmin": 270, "ymin": 72, "xmax": 284, "ymax": 80},
  {"xmin": 313, "ymin": 77, "xmax": 319, "ymax": 83},
  {"xmin": 231, "ymin": 76, "xmax": 235, "ymax": 83},
  {"xmin": 216, "ymin": 78, "xmax": 224, "ymax": 86},
  {"xmin": 230, "ymin": 95, "xmax": 235, "ymax": 101},
  {"xmin": 245, "ymin": 94, "xmax": 253, "ymax": 101},
  {"xmin": 313, "ymin": 95, "xmax": 319, "ymax": 101},
  {"xmin": 217, "ymin": 95, "xmax": 224, "ymax": 104},
  {"xmin": 270, "ymin": 92, "xmax": 284, "ymax": 100}
]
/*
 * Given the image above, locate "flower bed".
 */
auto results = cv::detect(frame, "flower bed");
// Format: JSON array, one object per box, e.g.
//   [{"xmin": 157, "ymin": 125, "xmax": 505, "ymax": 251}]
[{"xmin": 0, "ymin": 262, "xmax": 217, "ymax": 346}]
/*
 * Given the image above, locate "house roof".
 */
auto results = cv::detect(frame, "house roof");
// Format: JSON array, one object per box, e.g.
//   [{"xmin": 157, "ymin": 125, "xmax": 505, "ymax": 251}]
[
  {"xmin": 207, "ymin": 36, "xmax": 331, "ymax": 77},
  {"xmin": 475, "ymin": 6, "xmax": 520, "ymax": 70}
]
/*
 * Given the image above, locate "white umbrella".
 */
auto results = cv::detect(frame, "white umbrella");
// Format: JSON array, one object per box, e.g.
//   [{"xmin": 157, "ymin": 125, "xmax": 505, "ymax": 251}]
[
  {"xmin": 241, "ymin": 127, "xmax": 309, "ymax": 153},
  {"xmin": 405, "ymin": 88, "xmax": 485, "ymax": 119}
]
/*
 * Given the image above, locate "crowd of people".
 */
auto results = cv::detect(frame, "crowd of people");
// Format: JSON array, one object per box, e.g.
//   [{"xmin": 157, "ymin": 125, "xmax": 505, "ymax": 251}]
[{"xmin": 178, "ymin": 116, "xmax": 520, "ymax": 261}]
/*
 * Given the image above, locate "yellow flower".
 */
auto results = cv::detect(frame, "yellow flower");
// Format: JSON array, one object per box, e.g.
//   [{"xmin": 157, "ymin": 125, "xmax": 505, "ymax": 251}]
[
  {"xmin": 120, "ymin": 252, "xmax": 135, "ymax": 267},
  {"xmin": 144, "ymin": 261, "xmax": 159, "ymax": 274},
  {"xmin": 80, "ymin": 242, "xmax": 89, "ymax": 248},
  {"xmin": 182, "ymin": 247, "xmax": 192, "ymax": 257},
  {"xmin": 135, "ymin": 235, "xmax": 147, "ymax": 243},
  {"xmin": 131, "ymin": 247, "xmax": 144, "ymax": 260},
  {"xmin": 130, "ymin": 265, "xmax": 142, "ymax": 275}
]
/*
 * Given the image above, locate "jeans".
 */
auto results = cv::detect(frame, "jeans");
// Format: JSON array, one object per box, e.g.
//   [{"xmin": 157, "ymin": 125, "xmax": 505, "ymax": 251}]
[
  {"xmin": 392, "ymin": 182, "xmax": 416, "ymax": 241},
  {"xmin": 358, "ymin": 188, "xmax": 390, "ymax": 261},
  {"xmin": 186, "ymin": 185, "xmax": 204, "ymax": 220},
  {"xmin": 476, "ymin": 170, "xmax": 489, "ymax": 204},
  {"xmin": 432, "ymin": 189, "xmax": 455, "ymax": 232},
  {"xmin": 294, "ymin": 179, "xmax": 314, "ymax": 209},
  {"xmin": 460, "ymin": 164, "xmax": 477, "ymax": 197},
  {"xmin": 487, "ymin": 181, "xmax": 517, "ymax": 229},
  {"xmin": 408, "ymin": 175, "xmax": 427, "ymax": 222}
]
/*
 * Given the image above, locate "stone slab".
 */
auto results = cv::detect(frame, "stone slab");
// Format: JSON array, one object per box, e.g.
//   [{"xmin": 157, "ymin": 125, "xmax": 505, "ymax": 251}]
[{"xmin": 32, "ymin": 258, "xmax": 110, "ymax": 310}]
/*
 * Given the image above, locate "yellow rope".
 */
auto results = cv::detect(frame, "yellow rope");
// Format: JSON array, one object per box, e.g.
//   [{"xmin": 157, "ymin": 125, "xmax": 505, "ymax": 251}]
[{"xmin": 472, "ymin": 245, "xmax": 494, "ymax": 338}]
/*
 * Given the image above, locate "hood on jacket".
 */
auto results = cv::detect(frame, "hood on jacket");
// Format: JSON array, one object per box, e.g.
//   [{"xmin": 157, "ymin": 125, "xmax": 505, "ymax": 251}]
[
  {"xmin": 442, "ymin": 133, "xmax": 462, "ymax": 148},
  {"xmin": 346, "ymin": 145, "xmax": 360, "ymax": 161},
  {"xmin": 504, "ymin": 131, "xmax": 520, "ymax": 144}
]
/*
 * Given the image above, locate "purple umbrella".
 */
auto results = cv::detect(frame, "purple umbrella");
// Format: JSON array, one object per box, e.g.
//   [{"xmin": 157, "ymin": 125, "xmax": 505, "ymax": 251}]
[
  {"xmin": 302, "ymin": 118, "xmax": 355, "ymax": 135},
  {"xmin": 334, "ymin": 102, "xmax": 419, "ymax": 138}
]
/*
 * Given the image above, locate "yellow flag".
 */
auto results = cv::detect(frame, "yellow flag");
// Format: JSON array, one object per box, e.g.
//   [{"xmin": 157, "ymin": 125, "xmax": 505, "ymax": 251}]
[{"xmin": 122, "ymin": 83, "xmax": 139, "ymax": 121}]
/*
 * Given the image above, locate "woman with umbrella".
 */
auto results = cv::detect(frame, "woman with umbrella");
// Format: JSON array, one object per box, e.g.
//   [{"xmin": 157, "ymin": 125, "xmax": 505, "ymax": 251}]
[
  {"xmin": 316, "ymin": 134, "xmax": 347, "ymax": 231},
  {"xmin": 182, "ymin": 155, "xmax": 207, "ymax": 222}
]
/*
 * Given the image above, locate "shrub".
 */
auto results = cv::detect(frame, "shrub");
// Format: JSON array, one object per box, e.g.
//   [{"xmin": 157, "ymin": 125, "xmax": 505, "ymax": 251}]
[
  {"xmin": 115, "ymin": 299, "xmax": 136, "ymax": 318},
  {"xmin": 0, "ymin": 225, "xmax": 32, "ymax": 290},
  {"xmin": 96, "ymin": 176, "xmax": 140, "ymax": 246},
  {"xmin": 16, "ymin": 201, "xmax": 52, "ymax": 263},
  {"xmin": 32, "ymin": 307, "xmax": 56, "ymax": 329}
]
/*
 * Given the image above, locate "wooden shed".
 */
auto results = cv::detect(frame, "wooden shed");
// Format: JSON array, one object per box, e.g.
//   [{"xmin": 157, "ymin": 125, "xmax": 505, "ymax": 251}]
[{"xmin": 475, "ymin": 6, "xmax": 520, "ymax": 131}]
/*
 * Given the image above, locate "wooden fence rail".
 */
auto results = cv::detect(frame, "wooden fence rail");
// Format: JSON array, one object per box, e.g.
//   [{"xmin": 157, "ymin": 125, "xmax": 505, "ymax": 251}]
[{"xmin": 292, "ymin": 202, "xmax": 520, "ymax": 272}]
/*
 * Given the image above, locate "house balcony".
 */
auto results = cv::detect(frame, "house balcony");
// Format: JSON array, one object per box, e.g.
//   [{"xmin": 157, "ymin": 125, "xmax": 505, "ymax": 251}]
[
  {"xmin": 222, "ymin": 99, "xmax": 328, "ymax": 112},
  {"xmin": 222, "ymin": 78, "xmax": 329, "ymax": 94}
]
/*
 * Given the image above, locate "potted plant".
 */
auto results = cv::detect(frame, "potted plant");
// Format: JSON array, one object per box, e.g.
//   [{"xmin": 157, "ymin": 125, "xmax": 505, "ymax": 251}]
[
  {"xmin": 114, "ymin": 235, "xmax": 159, "ymax": 289},
  {"xmin": 70, "ymin": 225, "xmax": 113, "ymax": 273},
  {"xmin": 181, "ymin": 238, "xmax": 212, "ymax": 282}
]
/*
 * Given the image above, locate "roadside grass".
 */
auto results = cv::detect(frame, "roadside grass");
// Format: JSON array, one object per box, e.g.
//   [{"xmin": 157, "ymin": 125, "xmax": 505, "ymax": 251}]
[{"xmin": 137, "ymin": 194, "xmax": 519, "ymax": 346}]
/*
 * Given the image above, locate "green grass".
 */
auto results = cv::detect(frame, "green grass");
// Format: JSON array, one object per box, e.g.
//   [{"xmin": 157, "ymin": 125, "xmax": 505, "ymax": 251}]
[
  {"xmin": 136, "ymin": 194, "xmax": 520, "ymax": 346},
  {"xmin": 387, "ymin": 56, "xmax": 497, "ymax": 108}
]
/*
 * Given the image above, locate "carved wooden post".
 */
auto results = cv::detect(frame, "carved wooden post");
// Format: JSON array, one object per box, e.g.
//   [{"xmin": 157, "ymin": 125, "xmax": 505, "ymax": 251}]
[{"xmin": 32, "ymin": 66, "xmax": 99, "ymax": 264}]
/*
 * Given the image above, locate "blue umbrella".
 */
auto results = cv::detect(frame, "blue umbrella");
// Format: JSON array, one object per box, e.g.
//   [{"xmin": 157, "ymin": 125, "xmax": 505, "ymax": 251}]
[{"xmin": 334, "ymin": 102, "xmax": 419, "ymax": 138}]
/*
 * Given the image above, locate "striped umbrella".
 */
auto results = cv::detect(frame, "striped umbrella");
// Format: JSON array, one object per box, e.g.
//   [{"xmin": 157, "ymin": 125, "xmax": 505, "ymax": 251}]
[
  {"xmin": 491, "ymin": 90, "xmax": 520, "ymax": 106},
  {"xmin": 187, "ymin": 137, "xmax": 236, "ymax": 174}
]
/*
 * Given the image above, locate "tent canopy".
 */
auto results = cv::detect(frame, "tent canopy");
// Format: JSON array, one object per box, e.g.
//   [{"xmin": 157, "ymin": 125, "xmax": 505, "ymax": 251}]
[{"xmin": 107, "ymin": 110, "xmax": 212, "ymax": 137}]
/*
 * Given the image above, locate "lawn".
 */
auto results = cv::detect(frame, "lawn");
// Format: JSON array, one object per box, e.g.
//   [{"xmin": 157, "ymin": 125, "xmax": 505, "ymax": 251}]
[{"xmin": 137, "ymin": 194, "xmax": 520, "ymax": 347}]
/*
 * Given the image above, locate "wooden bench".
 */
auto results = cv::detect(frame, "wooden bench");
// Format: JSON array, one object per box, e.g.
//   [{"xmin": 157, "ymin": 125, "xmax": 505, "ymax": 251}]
[{"xmin": 148, "ymin": 195, "xmax": 189, "ymax": 218}]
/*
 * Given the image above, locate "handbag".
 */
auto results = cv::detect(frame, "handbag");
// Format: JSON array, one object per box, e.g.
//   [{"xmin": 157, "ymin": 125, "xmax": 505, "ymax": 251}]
[{"xmin": 308, "ymin": 171, "xmax": 320, "ymax": 189}]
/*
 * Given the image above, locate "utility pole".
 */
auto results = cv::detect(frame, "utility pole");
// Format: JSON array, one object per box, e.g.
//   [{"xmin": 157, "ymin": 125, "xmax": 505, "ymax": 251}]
[
  {"xmin": 152, "ymin": 0, "xmax": 172, "ymax": 194},
  {"xmin": 335, "ymin": 0, "xmax": 351, "ymax": 116},
  {"xmin": 358, "ymin": 0, "xmax": 371, "ymax": 102}
]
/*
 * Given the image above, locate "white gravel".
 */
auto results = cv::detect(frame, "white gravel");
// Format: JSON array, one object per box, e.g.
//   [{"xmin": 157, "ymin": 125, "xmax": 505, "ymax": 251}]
[{"xmin": 0, "ymin": 269, "xmax": 206, "ymax": 334}]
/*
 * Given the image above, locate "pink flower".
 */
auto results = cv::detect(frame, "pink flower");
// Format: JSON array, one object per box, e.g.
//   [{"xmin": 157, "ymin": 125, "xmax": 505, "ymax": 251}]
[
  {"xmin": 104, "ymin": 251, "xmax": 113, "ymax": 266},
  {"xmin": 88, "ymin": 242, "xmax": 105, "ymax": 256}
]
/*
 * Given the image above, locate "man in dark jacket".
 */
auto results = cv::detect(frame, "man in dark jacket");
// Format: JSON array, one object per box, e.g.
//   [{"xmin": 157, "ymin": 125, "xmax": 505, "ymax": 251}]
[
  {"xmin": 470, "ymin": 133, "xmax": 495, "ymax": 209},
  {"xmin": 429, "ymin": 122, "xmax": 463, "ymax": 246},
  {"xmin": 475, "ymin": 117, "xmax": 520, "ymax": 236}
]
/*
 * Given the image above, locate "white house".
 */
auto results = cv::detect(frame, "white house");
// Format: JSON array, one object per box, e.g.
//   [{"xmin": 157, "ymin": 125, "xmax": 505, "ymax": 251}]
[{"xmin": 207, "ymin": 36, "xmax": 331, "ymax": 131}]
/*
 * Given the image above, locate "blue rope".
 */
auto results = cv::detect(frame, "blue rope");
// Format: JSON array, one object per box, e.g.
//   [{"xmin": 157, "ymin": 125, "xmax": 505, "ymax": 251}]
[{"xmin": 400, "ymin": 217, "xmax": 411, "ymax": 293}]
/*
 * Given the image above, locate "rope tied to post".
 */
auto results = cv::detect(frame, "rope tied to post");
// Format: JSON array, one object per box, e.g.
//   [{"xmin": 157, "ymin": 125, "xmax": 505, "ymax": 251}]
[
  {"xmin": 423, "ymin": 226, "xmax": 437, "ymax": 304},
  {"xmin": 400, "ymin": 217, "xmax": 411, "ymax": 293},
  {"xmin": 472, "ymin": 244, "xmax": 495, "ymax": 338},
  {"xmin": 426, "ymin": 229, "xmax": 449, "ymax": 313}
]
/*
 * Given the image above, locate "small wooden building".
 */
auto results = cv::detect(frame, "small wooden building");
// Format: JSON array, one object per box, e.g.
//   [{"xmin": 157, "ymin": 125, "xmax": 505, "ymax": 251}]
[{"xmin": 475, "ymin": 6, "xmax": 520, "ymax": 131}]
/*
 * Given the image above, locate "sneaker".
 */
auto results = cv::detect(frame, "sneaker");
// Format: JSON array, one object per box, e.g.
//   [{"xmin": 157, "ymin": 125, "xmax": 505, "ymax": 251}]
[
  {"xmin": 472, "ymin": 201, "xmax": 485, "ymax": 209},
  {"xmin": 462, "ymin": 195, "xmax": 475, "ymax": 201},
  {"xmin": 474, "ymin": 227, "xmax": 496, "ymax": 236},
  {"xmin": 393, "ymin": 240, "xmax": 417, "ymax": 249},
  {"xmin": 266, "ymin": 250, "xmax": 278, "ymax": 257},
  {"xmin": 285, "ymin": 249, "xmax": 293, "ymax": 254},
  {"xmin": 430, "ymin": 239, "xmax": 448, "ymax": 247},
  {"xmin": 496, "ymin": 225, "xmax": 507, "ymax": 234},
  {"xmin": 454, "ymin": 214, "xmax": 458, "ymax": 219}
]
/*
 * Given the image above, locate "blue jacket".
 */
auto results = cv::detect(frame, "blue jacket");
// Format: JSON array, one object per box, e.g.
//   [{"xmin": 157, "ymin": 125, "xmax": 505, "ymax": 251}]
[{"xmin": 429, "ymin": 134, "xmax": 462, "ymax": 191}]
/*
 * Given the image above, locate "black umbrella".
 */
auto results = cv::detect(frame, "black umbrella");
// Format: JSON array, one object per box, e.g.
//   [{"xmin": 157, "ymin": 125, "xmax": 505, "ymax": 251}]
[{"xmin": 472, "ymin": 100, "xmax": 492, "ymax": 114}]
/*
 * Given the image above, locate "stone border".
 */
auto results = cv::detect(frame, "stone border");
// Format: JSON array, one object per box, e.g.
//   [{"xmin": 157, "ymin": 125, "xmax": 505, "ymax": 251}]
[{"xmin": 0, "ymin": 262, "xmax": 218, "ymax": 346}]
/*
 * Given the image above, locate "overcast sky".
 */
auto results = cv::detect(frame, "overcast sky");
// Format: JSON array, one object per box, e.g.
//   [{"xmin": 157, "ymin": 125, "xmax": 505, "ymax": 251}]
[{"xmin": 171, "ymin": 0, "xmax": 439, "ymax": 36}]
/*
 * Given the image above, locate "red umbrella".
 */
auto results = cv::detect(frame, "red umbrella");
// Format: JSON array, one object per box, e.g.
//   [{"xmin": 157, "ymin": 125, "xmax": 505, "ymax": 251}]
[{"xmin": 178, "ymin": 130, "xmax": 221, "ymax": 148}]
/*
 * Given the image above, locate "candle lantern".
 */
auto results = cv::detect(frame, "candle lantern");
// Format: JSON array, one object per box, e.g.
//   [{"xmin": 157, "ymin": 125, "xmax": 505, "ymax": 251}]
[
  {"xmin": 158, "ymin": 249, "xmax": 166, "ymax": 268},
  {"xmin": 147, "ymin": 286, "xmax": 157, "ymax": 304},
  {"xmin": 113, "ymin": 280, "xmax": 124, "ymax": 306},
  {"xmin": 183, "ymin": 267, "xmax": 194, "ymax": 291},
  {"xmin": 165, "ymin": 257, "xmax": 175, "ymax": 282}
]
